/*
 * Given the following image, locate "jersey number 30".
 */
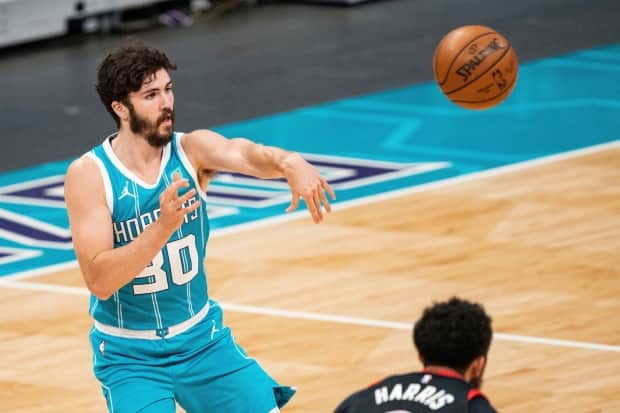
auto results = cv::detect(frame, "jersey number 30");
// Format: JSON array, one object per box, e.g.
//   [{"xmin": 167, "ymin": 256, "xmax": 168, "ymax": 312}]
[{"xmin": 133, "ymin": 234, "xmax": 199, "ymax": 295}]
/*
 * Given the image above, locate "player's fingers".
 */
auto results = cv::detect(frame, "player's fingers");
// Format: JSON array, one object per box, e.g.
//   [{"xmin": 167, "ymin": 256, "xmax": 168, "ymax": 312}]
[
  {"xmin": 286, "ymin": 192, "xmax": 300, "ymax": 213},
  {"xmin": 171, "ymin": 178, "xmax": 190, "ymax": 191},
  {"xmin": 178, "ymin": 188, "xmax": 197, "ymax": 205},
  {"xmin": 312, "ymin": 191, "xmax": 324, "ymax": 222},
  {"xmin": 305, "ymin": 193, "xmax": 320, "ymax": 223},
  {"xmin": 164, "ymin": 178, "xmax": 189, "ymax": 200},
  {"xmin": 183, "ymin": 199, "xmax": 201, "ymax": 213},
  {"xmin": 173, "ymin": 188, "xmax": 197, "ymax": 211},
  {"xmin": 322, "ymin": 179, "xmax": 336, "ymax": 200},
  {"xmin": 165, "ymin": 171, "xmax": 182, "ymax": 201},
  {"xmin": 318, "ymin": 188, "xmax": 332, "ymax": 213}
]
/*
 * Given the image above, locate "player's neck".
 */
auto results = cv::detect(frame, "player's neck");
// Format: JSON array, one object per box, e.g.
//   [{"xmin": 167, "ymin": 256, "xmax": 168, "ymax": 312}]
[
  {"xmin": 423, "ymin": 364, "xmax": 483, "ymax": 386},
  {"xmin": 112, "ymin": 131, "xmax": 164, "ymax": 182},
  {"xmin": 422, "ymin": 365, "xmax": 465, "ymax": 379}
]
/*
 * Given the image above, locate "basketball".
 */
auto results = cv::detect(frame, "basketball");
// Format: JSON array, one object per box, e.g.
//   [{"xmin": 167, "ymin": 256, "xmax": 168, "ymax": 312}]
[{"xmin": 433, "ymin": 25, "xmax": 518, "ymax": 110}]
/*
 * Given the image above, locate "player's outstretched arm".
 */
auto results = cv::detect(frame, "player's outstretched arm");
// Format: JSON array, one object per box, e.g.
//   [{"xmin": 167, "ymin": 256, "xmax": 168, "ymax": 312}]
[
  {"xmin": 182, "ymin": 129, "xmax": 335, "ymax": 223},
  {"xmin": 64, "ymin": 159, "xmax": 200, "ymax": 300}
]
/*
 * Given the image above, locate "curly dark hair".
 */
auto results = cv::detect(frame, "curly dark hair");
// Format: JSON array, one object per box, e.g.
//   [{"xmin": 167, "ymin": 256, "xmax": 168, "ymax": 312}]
[
  {"xmin": 413, "ymin": 297, "xmax": 492, "ymax": 372},
  {"xmin": 95, "ymin": 42, "xmax": 177, "ymax": 126}
]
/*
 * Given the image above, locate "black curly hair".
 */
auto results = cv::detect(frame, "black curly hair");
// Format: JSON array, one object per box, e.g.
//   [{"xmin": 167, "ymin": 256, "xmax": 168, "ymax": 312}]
[
  {"xmin": 95, "ymin": 41, "xmax": 176, "ymax": 126},
  {"xmin": 413, "ymin": 297, "xmax": 492, "ymax": 372}
]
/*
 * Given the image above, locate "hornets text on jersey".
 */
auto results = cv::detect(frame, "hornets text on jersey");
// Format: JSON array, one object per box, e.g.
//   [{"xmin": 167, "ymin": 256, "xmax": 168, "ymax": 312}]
[{"xmin": 86, "ymin": 132, "xmax": 209, "ymax": 334}]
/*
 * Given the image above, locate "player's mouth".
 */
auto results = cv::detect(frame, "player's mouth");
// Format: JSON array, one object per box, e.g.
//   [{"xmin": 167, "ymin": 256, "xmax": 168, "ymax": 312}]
[{"xmin": 159, "ymin": 113, "xmax": 173, "ymax": 126}]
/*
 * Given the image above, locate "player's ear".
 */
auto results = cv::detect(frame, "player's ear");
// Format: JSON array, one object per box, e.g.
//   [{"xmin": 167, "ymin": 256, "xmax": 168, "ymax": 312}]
[
  {"xmin": 111, "ymin": 101, "xmax": 129, "ymax": 122},
  {"xmin": 467, "ymin": 355, "xmax": 486, "ymax": 379},
  {"xmin": 417, "ymin": 353, "xmax": 425, "ymax": 366}
]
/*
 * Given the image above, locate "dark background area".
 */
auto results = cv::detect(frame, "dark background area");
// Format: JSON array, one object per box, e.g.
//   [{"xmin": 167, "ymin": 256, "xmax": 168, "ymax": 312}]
[{"xmin": 1, "ymin": 0, "xmax": 619, "ymax": 172}]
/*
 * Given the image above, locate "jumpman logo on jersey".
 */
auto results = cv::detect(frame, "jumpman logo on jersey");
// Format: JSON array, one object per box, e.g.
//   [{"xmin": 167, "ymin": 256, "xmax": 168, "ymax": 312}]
[
  {"xmin": 210, "ymin": 320, "xmax": 220, "ymax": 340},
  {"xmin": 118, "ymin": 181, "xmax": 137, "ymax": 201}
]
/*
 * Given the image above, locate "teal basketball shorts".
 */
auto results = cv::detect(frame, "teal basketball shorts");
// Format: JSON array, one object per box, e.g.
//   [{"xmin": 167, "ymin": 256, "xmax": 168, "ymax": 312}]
[{"xmin": 89, "ymin": 300, "xmax": 295, "ymax": 413}]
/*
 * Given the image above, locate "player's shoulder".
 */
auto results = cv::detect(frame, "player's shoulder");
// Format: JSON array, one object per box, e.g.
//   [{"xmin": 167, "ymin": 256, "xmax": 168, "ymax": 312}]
[
  {"xmin": 333, "ymin": 388, "xmax": 361, "ymax": 413},
  {"xmin": 65, "ymin": 153, "xmax": 99, "ymax": 182},
  {"xmin": 180, "ymin": 129, "xmax": 233, "ymax": 168},
  {"xmin": 64, "ymin": 153, "xmax": 109, "ymax": 205},
  {"xmin": 333, "ymin": 374, "xmax": 396, "ymax": 413},
  {"xmin": 182, "ymin": 129, "xmax": 224, "ymax": 143},
  {"xmin": 468, "ymin": 389, "xmax": 498, "ymax": 413}
]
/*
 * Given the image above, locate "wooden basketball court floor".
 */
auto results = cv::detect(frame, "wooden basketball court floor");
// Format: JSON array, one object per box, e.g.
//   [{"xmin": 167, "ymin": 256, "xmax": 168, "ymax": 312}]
[{"xmin": 0, "ymin": 141, "xmax": 618, "ymax": 412}]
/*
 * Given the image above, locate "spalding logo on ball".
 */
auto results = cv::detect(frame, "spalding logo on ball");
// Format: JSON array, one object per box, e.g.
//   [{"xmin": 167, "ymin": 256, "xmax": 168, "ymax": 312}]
[{"xmin": 433, "ymin": 25, "xmax": 518, "ymax": 110}]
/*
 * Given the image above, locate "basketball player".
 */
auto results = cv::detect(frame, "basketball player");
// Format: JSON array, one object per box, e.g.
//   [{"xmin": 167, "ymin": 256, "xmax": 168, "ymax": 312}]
[
  {"xmin": 63, "ymin": 43, "xmax": 335, "ymax": 413},
  {"xmin": 334, "ymin": 297, "xmax": 498, "ymax": 413}
]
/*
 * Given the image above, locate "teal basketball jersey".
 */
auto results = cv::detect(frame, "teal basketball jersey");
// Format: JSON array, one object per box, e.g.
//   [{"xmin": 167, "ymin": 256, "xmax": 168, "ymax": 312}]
[{"xmin": 86, "ymin": 132, "xmax": 210, "ymax": 332}]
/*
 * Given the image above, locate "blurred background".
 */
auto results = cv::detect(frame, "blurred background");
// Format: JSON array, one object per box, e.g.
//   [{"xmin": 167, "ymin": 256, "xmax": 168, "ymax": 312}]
[{"xmin": 1, "ymin": 0, "xmax": 620, "ymax": 171}]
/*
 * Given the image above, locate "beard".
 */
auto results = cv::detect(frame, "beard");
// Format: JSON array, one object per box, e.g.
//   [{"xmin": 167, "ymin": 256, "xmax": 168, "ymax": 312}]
[{"xmin": 128, "ymin": 104, "xmax": 174, "ymax": 147}]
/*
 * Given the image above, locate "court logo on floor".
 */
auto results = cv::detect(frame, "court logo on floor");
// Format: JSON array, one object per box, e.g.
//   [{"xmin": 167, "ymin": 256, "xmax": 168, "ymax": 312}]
[{"xmin": 0, "ymin": 154, "xmax": 451, "ymax": 277}]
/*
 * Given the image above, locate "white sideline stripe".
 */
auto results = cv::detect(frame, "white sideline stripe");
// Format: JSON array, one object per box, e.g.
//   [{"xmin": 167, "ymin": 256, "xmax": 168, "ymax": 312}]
[
  {"xmin": 1, "ymin": 139, "xmax": 618, "ymax": 281},
  {"xmin": 2, "ymin": 260, "xmax": 78, "ymax": 281},
  {"xmin": 0, "ymin": 279, "xmax": 618, "ymax": 354},
  {"xmin": 0, "ymin": 278, "xmax": 88, "ymax": 296}
]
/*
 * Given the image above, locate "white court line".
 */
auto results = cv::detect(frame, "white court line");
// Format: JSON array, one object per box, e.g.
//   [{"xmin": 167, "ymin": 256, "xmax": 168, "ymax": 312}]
[
  {"xmin": 1, "ymin": 140, "xmax": 619, "ymax": 353},
  {"xmin": 0, "ymin": 279, "xmax": 618, "ymax": 354},
  {"xmin": 3, "ymin": 139, "xmax": 618, "ymax": 281},
  {"xmin": 3, "ymin": 260, "xmax": 78, "ymax": 281}
]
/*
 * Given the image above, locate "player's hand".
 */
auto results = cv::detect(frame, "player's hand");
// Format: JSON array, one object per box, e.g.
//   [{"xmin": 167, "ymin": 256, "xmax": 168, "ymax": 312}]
[
  {"xmin": 283, "ymin": 153, "xmax": 336, "ymax": 223},
  {"xmin": 158, "ymin": 172, "xmax": 201, "ymax": 232}
]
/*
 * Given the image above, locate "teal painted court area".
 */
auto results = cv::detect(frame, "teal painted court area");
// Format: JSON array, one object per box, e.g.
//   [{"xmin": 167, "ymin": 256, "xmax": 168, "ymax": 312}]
[{"xmin": 0, "ymin": 44, "xmax": 618, "ymax": 277}]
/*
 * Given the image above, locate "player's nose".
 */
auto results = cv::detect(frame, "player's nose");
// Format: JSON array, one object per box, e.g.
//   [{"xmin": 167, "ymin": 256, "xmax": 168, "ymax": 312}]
[{"xmin": 160, "ymin": 92, "xmax": 173, "ymax": 110}]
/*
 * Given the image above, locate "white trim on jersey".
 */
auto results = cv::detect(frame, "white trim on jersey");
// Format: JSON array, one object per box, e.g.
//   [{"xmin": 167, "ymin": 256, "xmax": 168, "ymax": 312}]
[
  {"xmin": 102, "ymin": 384, "xmax": 115, "ymax": 412},
  {"xmin": 102, "ymin": 134, "xmax": 172, "ymax": 189},
  {"xmin": 113, "ymin": 291, "xmax": 123, "ymax": 328},
  {"xmin": 89, "ymin": 297, "xmax": 99, "ymax": 316},
  {"xmin": 85, "ymin": 151, "xmax": 114, "ymax": 213},
  {"xmin": 175, "ymin": 132, "xmax": 208, "ymax": 203},
  {"xmin": 151, "ymin": 292, "xmax": 164, "ymax": 330},
  {"xmin": 94, "ymin": 301, "xmax": 210, "ymax": 340}
]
